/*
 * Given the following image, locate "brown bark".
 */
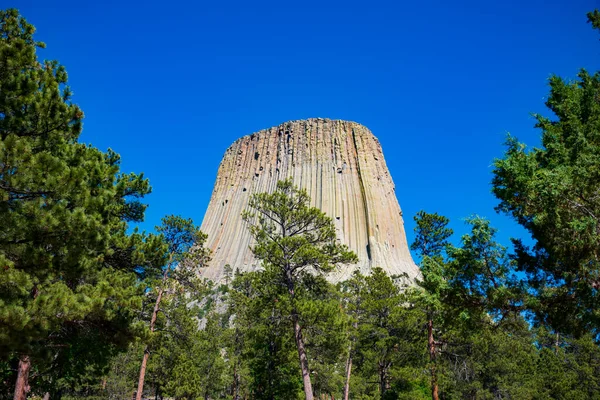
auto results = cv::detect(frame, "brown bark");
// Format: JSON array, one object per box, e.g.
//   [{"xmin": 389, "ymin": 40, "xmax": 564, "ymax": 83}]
[
  {"xmin": 378, "ymin": 362, "xmax": 389, "ymax": 398},
  {"xmin": 135, "ymin": 350, "xmax": 150, "ymax": 400},
  {"xmin": 293, "ymin": 313, "xmax": 314, "ymax": 400},
  {"xmin": 342, "ymin": 349, "xmax": 353, "ymax": 400},
  {"xmin": 135, "ymin": 265, "xmax": 169, "ymax": 400},
  {"xmin": 428, "ymin": 319, "xmax": 439, "ymax": 400},
  {"xmin": 13, "ymin": 355, "xmax": 31, "ymax": 400},
  {"xmin": 342, "ymin": 323, "xmax": 357, "ymax": 400},
  {"xmin": 285, "ymin": 260, "xmax": 314, "ymax": 400}
]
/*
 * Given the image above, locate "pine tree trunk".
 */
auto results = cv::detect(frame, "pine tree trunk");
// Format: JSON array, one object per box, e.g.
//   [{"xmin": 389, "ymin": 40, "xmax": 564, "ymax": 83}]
[
  {"xmin": 13, "ymin": 355, "xmax": 31, "ymax": 400},
  {"xmin": 135, "ymin": 350, "xmax": 150, "ymax": 400},
  {"xmin": 378, "ymin": 363, "xmax": 388, "ymax": 399},
  {"xmin": 343, "ymin": 351, "xmax": 353, "ymax": 400},
  {"xmin": 135, "ymin": 268, "xmax": 167, "ymax": 400},
  {"xmin": 293, "ymin": 312, "xmax": 314, "ymax": 400},
  {"xmin": 342, "ymin": 327, "xmax": 356, "ymax": 400},
  {"xmin": 428, "ymin": 319, "xmax": 439, "ymax": 400},
  {"xmin": 286, "ymin": 262, "xmax": 313, "ymax": 400}
]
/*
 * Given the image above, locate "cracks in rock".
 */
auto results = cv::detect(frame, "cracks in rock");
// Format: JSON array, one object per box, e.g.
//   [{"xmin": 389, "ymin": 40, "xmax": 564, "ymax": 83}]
[{"xmin": 351, "ymin": 127, "xmax": 373, "ymax": 264}]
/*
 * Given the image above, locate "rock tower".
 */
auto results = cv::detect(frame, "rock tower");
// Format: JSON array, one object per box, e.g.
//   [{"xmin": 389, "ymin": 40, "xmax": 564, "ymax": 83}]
[{"xmin": 200, "ymin": 118, "xmax": 420, "ymax": 283}]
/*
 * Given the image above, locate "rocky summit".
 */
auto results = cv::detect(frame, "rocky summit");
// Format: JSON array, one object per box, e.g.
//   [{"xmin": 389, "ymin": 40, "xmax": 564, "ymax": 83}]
[{"xmin": 200, "ymin": 118, "xmax": 420, "ymax": 283}]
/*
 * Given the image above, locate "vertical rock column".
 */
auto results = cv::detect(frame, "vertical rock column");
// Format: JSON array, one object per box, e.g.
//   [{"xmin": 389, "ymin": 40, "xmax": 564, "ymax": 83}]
[{"xmin": 199, "ymin": 118, "xmax": 420, "ymax": 283}]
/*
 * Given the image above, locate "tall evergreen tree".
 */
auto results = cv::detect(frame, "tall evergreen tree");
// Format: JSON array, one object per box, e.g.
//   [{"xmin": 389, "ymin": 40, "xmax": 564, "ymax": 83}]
[
  {"xmin": 412, "ymin": 212, "xmax": 526, "ymax": 399},
  {"xmin": 339, "ymin": 269, "xmax": 427, "ymax": 400},
  {"xmin": 338, "ymin": 272, "xmax": 364, "ymax": 400},
  {"xmin": 492, "ymin": 10, "xmax": 600, "ymax": 336},
  {"xmin": 242, "ymin": 179, "xmax": 357, "ymax": 400},
  {"xmin": 0, "ymin": 9, "xmax": 164, "ymax": 399},
  {"xmin": 411, "ymin": 211, "xmax": 453, "ymax": 400},
  {"xmin": 134, "ymin": 215, "xmax": 210, "ymax": 400}
]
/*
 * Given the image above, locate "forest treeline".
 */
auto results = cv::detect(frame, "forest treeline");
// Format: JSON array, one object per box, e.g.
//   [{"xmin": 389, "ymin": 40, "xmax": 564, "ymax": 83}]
[{"xmin": 2, "ymin": 7, "xmax": 600, "ymax": 400}]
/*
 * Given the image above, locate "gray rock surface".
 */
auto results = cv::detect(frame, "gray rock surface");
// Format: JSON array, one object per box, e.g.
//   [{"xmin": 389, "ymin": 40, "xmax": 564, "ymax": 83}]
[{"xmin": 200, "ymin": 118, "xmax": 420, "ymax": 283}]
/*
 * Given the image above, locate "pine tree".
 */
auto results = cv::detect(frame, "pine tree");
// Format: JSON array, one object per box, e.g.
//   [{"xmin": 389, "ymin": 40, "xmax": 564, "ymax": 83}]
[
  {"xmin": 163, "ymin": 311, "xmax": 229, "ymax": 400},
  {"xmin": 0, "ymin": 9, "xmax": 164, "ymax": 398},
  {"xmin": 411, "ymin": 211, "xmax": 453, "ymax": 400},
  {"xmin": 411, "ymin": 212, "xmax": 527, "ymax": 399},
  {"xmin": 338, "ymin": 272, "xmax": 364, "ymax": 400},
  {"xmin": 134, "ymin": 215, "xmax": 210, "ymax": 400},
  {"xmin": 353, "ymin": 268, "xmax": 424, "ymax": 400},
  {"xmin": 228, "ymin": 270, "xmax": 304, "ymax": 399},
  {"xmin": 492, "ymin": 9, "xmax": 600, "ymax": 336},
  {"xmin": 242, "ymin": 179, "xmax": 357, "ymax": 400}
]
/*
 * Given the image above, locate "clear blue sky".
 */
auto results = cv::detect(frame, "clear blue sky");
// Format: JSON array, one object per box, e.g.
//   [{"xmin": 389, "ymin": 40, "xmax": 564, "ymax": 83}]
[{"xmin": 11, "ymin": 0, "xmax": 600, "ymax": 250}]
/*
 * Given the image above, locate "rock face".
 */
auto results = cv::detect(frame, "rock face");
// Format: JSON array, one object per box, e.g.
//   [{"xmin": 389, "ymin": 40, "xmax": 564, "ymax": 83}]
[{"xmin": 200, "ymin": 118, "xmax": 420, "ymax": 283}]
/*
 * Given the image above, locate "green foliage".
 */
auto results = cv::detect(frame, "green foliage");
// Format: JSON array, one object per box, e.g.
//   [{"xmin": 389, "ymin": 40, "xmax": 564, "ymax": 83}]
[
  {"xmin": 435, "ymin": 315, "xmax": 539, "ymax": 399},
  {"xmin": 411, "ymin": 211, "xmax": 453, "ymax": 318},
  {"xmin": 296, "ymin": 275, "xmax": 348, "ymax": 397},
  {"xmin": 411, "ymin": 210, "xmax": 453, "ymax": 261},
  {"xmin": 492, "ymin": 43, "xmax": 600, "ymax": 335},
  {"xmin": 411, "ymin": 212, "xmax": 543, "ymax": 400},
  {"xmin": 536, "ymin": 329, "xmax": 600, "ymax": 399},
  {"xmin": 445, "ymin": 216, "xmax": 523, "ymax": 321},
  {"xmin": 413, "ymin": 212, "xmax": 523, "ymax": 323},
  {"xmin": 0, "ymin": 8, "xmax": 165, "ymax": 396},
  {"xmin": 242, "ymin": 179, "xmax": 357, "ymax": 280},
  {"xmin": 588, "ymin": 9, "xmax": 600, "ymax": 31},
  {"xmin": 242, "ymin": 179, "xmax": 357, "ymax": 398},
  {"xmin": 228, "ymin": 271, "xmax": 304, "ymax": 399},
  {"xmin": 340, "ymin": 268, "xmax": 427, "ymax": 399},
  {"xmin": 103, "ymin": 344, "xmax": 142, "ymax": 400},
  {"xmin": 157, "ymin": 215, "xmax": 209, "ymax": 264},
  {"xmin": 164, "ymin": 312, "xmax": 229, "ymax": 399},
  {"xmin": 132, "ymin": 215, "xmax": 211, "ymax": 399},
  {"xmin": 102, "ymin": 273, "xmax": 219, "ymax": 399},
  {"xmin": 155, "ymin": 214, "xmax": 210, "ymax": 295}
]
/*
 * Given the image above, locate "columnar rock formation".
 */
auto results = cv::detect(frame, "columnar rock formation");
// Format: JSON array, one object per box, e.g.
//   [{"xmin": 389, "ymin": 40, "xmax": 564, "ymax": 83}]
[{"xmin": 200, "ymin": 118, "xmax": 420, "ymax": 283}]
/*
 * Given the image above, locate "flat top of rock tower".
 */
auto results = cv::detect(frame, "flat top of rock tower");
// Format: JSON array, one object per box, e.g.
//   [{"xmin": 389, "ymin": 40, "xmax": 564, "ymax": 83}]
[{"xmin": 233, "ymin": 118, "xmax": 374, "ymax": 143}]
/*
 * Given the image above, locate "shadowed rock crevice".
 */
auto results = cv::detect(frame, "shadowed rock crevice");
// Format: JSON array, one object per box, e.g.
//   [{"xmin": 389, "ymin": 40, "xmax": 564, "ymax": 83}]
[
  {"xmin": 200, "ymin": 118, "xmax": 420, "ymax": 283},
  {"xmin": 351, "ymin": 126, "xmax": 373, "ymax": 264}
]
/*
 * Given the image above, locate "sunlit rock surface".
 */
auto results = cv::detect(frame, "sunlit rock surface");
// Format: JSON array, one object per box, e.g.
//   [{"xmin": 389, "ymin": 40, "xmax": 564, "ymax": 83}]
[{"xmin": 200, "ymin": 118, "xmax": 420, "ymax": 283}]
